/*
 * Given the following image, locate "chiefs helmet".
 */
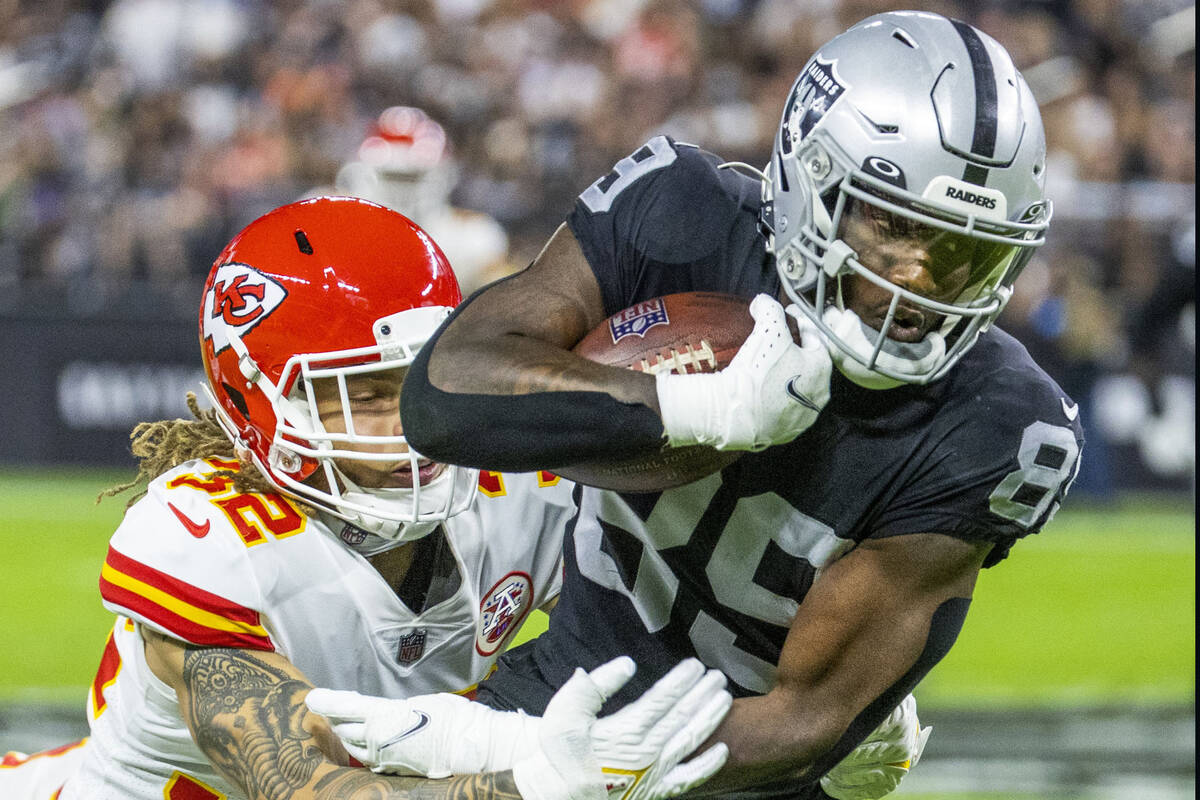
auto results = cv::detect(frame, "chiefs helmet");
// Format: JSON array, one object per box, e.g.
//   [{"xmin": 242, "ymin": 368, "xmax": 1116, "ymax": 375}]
[
  {"xmin": 763, "ymin": 11, "xmax": 1052, "ymax": 388},
  {"xmin": 200, "ymin": 196, "xmax": 475, "ymax": 543},
  {"xmin": 335, "ymin": 106, "xmax": 457, "ymax": 227}
]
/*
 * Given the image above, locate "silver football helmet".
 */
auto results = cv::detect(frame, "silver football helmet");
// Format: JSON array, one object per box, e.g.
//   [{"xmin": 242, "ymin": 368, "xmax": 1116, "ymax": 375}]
[{"xmin": 763, "ymin": 11, "xmax": 1052, "ymax": 388}]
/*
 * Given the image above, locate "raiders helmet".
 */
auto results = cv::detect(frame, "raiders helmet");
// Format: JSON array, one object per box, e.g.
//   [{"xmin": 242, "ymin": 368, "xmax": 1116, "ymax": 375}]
[{"xmin": 763, "ymin": 11, "xmax": 1052, "ymax": 388}]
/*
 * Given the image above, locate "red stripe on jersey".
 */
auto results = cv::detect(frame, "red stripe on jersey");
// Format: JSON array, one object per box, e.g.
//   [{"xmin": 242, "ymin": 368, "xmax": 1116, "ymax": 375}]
[
  {"xmin": 99, "ymin": 546, "xmax": 274, "ymax": 651},
  {"xmin": 90, "ymin": 629, "xmax": 121, "ymax": 718},
  {"xmin": 103, "ymin": 546, "xmax": 261, "ymax": 625},
  {"xmin": 1, "ymin": 739, "xmax": 86, "ymax": 767}
]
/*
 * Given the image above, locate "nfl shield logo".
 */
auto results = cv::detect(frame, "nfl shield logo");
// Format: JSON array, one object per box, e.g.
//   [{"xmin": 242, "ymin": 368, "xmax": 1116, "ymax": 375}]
[
  {"xmin": 397, "ymin": 629, "xmax": 427, "ymax": 665},
  {"xmin": 339, "ymin": 525, "xmax": 368, "ymax": 546},
  {"xmin": 609, "ymin": 299, "xmax": 669, "ymax": 343}
]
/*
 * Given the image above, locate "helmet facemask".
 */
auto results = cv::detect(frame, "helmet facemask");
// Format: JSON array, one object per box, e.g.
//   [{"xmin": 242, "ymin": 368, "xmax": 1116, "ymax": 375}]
[
  {"xmin": 213, "ymin": 305, "xmax": 477, "ymax": 543},
  {"xmin": 772, "ymin": 146, "xmax": 1049, "ymax": 387},
  {"xmin": 334, "ymin": 106, "xmax": 458, "ymax": 228},
  {"xmin": 335, "ymin": 159, "xmax": 457, "ymax": 229}
]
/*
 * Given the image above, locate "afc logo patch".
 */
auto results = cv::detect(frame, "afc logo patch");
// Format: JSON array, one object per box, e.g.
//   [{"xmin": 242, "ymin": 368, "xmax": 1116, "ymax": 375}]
[
  {"xmin": 397, "ymin": 629, "xmax": 427, "ymax": 665},
  {"xmin": 608, "ymin": 299, "xmax": 669, "ymax": 343},
  {"xmin": 202, "ymin": 262, "xmax": 288, "ymax": 354},
  {"xmin": 475, "ymin": 571, "xmax": 533, "ymax": 657}
]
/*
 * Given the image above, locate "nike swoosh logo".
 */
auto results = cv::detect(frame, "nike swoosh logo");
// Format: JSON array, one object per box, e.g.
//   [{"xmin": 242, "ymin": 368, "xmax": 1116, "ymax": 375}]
[
  {"xmin": 379, "ymin": 711, "xmax": 430, "ymax": 749},
  {"xmin": 168, "ymin": 502, "xmax": 211, "ymax": 539},
  {"xmin": 786, "ymin": 376, "xmax": 821, "ymax": 412},
  {"xmin": 1060, "ymin": 398, "xmax": 1079, "ymax": 421}
]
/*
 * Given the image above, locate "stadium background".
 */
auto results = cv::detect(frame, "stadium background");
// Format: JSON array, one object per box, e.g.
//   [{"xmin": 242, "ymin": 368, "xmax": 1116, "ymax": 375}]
[{"xmin": 0, "ymin": 0, "xmax": 1193, "ymax": 797}]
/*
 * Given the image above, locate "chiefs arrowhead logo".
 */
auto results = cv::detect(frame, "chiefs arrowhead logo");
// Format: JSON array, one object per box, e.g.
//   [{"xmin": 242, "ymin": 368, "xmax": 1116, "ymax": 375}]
[{"xmin": 202, "ymin": 263, "xmax": 288, "ymax": 354}]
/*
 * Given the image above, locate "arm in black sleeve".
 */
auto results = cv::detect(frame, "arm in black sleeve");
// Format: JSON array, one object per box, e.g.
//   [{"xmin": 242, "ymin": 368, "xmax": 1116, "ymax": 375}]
[
  {"xmin": 401, "ymin": 224, "xmax": 668, "ymax": 471},
  {"xmin": 402, "ymin": 296, "xmax": 666, "ymax": 472}
]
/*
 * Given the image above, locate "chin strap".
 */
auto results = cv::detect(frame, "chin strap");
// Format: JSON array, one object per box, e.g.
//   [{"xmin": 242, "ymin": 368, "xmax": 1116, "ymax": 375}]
[
  {"xmin": 316, "ymin": 509, "xmax": 434, "ymax": 556},
  {"xmin": 313, "ymin": 454, "xmax": 475, "ymax": 544},
  {"xmin": 821, "ymin": 306, "xmax": 946, "ymax": 389}
]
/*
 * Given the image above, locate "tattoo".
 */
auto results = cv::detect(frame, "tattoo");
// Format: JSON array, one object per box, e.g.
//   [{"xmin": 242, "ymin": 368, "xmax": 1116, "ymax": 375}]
[
  {"xmin": 313, "ymin": 770, "xmax": 523, "ymax": 800},
  {"xmin": 181, "ymin": 648, "xmax": 323, "ymax": 799},
  {"xmin": 180, "ymin": 648, "xmax": 524, "ymax": 800}
]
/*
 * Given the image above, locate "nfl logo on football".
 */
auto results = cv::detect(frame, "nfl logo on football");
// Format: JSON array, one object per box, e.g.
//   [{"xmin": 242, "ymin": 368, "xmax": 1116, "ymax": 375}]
[
  {"xmin": 609, "ymin": 299, "xmax": 669, "ymax": 343},
  {"xmin": 396, "ymin": 629, "xmax": 427, "ymax": 665}
]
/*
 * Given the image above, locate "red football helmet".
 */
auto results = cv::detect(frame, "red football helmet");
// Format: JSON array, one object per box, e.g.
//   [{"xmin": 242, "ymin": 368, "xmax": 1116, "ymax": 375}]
[
  {"xmin": 200, "ymin": 196, "xmax": 475, "ymax": 542},
  {"xmin": 334, "ymin": 106, "xmax": 457, "ymax": 227}
]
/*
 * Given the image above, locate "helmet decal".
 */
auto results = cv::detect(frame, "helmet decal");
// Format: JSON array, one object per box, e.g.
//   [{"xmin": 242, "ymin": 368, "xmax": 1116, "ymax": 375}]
[
  {"xmin": 949, "ymin": 19, "xmax": 999, "ymax": 167},
  {"xmin": 202, "ymin": 263, "xmax": 288, "ymax": 355},
  {"xmin": 788, "ymin": 56, "xmax": 849, "ymax": 144},
  {"xmin": 861, "ymin": 157, "xmax": 907, "ymax": 189}
]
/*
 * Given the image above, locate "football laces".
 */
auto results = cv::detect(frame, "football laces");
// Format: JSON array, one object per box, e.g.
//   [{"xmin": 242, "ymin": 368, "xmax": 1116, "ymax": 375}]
[{"xmin": 633, "ymin": 340, "xmax": 717, "ymax": 375}]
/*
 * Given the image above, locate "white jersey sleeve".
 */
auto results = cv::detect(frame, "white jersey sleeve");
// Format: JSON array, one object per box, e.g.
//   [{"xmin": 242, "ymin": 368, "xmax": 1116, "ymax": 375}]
[{"xmin": 99, "ymin": 457, "xmax": 291, "ymax": 651}]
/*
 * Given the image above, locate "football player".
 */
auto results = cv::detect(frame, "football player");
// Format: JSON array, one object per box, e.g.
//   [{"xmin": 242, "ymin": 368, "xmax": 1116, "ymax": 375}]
[
  {"xmin": 334, "ymin": 106, "xmax": 517, "ymax": 294},
  {"xmin": 372, "ymin": 11, "xmax": 1083, "ymax": 799},
  {"xmin": 0, "ymin": 197, "xmax": 734, "ymax": 800}
]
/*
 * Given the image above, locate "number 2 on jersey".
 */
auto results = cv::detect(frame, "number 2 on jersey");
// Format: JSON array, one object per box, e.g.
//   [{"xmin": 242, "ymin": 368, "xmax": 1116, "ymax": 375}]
[{"xmin": 167, "ymin": 459, "xmax": 306, "ymax": 547}]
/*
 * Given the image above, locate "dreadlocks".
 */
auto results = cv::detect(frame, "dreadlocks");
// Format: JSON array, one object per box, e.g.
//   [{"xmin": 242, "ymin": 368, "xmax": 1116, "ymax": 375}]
[{"xmin": 98, "ymin": 393, "xmax": 279, "ymax": 508}]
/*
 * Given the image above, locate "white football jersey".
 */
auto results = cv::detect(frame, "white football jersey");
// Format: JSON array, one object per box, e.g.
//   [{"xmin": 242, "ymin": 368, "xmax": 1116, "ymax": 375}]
[
  {"xmin": 55, "ymin": 458, "xmax": 572, "ymax": 800},
  {"xmin": 420, "ymin": 208, "xmax": 514, "ymax": 294}
]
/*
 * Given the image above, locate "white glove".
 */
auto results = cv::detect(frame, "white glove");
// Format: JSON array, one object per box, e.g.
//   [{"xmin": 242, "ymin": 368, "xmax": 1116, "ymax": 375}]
[
  {"xmin": 819, "ymin": 694, "xmax": 932, "ymax": 800},
  {"xmin": 307, "ymin": 658, "xmax": 731, "ymax": 799},
  {"xmin": 305, "ymin": 688, "xmax": 537, "ymax": 779},
  {"xmin": 512, "ymin": 657, "xmax": 732, "ymax": 800},
  {"xmin": 656, "ymin": 294, "xmax": 831, "ymax": 451}
]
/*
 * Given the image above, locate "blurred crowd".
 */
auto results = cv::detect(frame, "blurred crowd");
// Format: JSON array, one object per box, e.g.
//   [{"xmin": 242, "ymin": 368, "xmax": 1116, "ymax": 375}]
[{"xmin": 0, "ymin": 0, "xmax": 1194, "ymax": 486}]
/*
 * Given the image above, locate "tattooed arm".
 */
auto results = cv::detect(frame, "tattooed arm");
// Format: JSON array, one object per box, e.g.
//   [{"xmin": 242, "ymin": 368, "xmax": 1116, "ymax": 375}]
[{"xmin": 141, "ymin": 628, "xmax": 522, "ymax": 800}]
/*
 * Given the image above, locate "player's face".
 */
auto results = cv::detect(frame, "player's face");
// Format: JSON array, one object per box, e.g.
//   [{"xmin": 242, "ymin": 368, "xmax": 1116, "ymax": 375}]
[
  {"xmin": 310, "ymin": 368, "xmax": 447, "ymax": 490},
  {"xmin": 838, "ymin": 201, "xmax": 976, "ymax": 343}
]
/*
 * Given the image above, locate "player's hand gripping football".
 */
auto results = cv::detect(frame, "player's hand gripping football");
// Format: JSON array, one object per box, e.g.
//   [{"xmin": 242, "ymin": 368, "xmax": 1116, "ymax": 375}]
[
  {"xmin": 305, "ymin": 656, "xmax": 732, "ymax": 800},
  {"xmin": 819, "ymin": 693, "xmax": 932, "ymax": 800},
  {"xmin": 655, "ymin": 293, "xmax": 831, "ymax": 451}
]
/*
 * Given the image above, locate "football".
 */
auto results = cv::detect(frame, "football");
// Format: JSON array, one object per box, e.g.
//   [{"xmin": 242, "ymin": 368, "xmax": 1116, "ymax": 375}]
[{"xmin": 555, "ymin": 292, "xmax": 754, "ymax": 493}]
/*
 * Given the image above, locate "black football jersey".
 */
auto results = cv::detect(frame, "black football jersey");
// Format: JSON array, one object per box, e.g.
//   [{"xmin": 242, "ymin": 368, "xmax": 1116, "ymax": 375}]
[{"xmin": 481, "ymin": 136, "xmax": 1085, "ymax": 716}]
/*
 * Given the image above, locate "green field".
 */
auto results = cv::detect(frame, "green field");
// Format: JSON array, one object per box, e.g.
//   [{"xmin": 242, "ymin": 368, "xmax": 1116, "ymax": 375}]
[
  {"xmin": 0, "ymin": 469, "xmax": 1193, "ymax": 800},
  {"xmin": 1, "ymin": 467, "xmax": 1193, "ymax": 709}
]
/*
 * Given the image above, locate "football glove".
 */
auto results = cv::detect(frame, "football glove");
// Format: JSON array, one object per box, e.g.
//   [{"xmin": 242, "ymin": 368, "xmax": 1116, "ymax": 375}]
[
  {"xmin": 305, "ymin": 687, "xmax": 534, "ymax": 779},
  {"xmin": 512, "ymin": 657, "xmax": 731, "ymax": 800},
  {"xmin": 819, "ymin": 694, "xmax": 932, "ymax": 800},
  {"xmin": 306, "ymin": 656, "xmax": 732, "ymax": 799},
  {"xmin": 656, "ymin": 294, "xmax": 831, "ymax": 451}
]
